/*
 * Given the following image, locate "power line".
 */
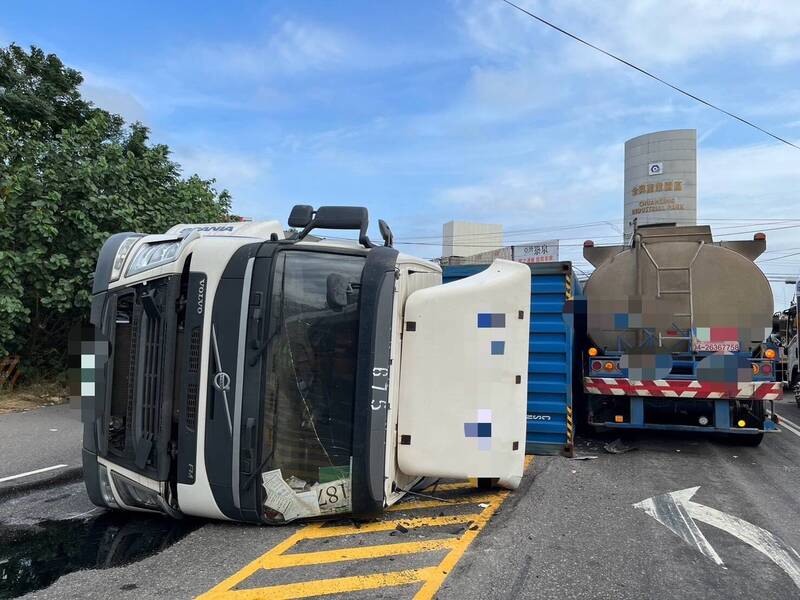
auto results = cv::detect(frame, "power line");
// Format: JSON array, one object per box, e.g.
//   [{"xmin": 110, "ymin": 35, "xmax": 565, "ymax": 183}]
[
  {"xmin": 397, "ymin": 222, "xmax": 800, "ymax": 249},
  {"xmin": 760, "ymin": 250, "xmax": 800, "ymax": 263},
  {"xmin": 499, "ymin": 0, "xmax": 800, "ymax": 152},
  {"xmin": 403, "ymin": 218, "xmax": 800, "ymax": 243}
]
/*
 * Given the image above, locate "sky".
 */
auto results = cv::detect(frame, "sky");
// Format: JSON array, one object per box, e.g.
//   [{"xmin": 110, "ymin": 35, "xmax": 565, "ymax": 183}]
[{"xmin": 3, "ymin": 0, "xmax": 800, "ymax": 307}]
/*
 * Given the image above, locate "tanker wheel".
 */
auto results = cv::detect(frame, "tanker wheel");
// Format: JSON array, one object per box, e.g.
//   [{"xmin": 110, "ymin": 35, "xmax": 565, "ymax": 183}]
[
  {"xmin": 734, "ymin": 433, "xmax": 764, "ymax": 446},
  {"xmin": 721, "ymin": 401, "xmax": 765, "ymax": 446}
]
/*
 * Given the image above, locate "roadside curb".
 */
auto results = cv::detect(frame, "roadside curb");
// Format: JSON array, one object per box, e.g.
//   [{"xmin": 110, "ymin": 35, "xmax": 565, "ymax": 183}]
[{"xmin": 0, "ymin": 465, "xmax": 83, "ymax": 502}]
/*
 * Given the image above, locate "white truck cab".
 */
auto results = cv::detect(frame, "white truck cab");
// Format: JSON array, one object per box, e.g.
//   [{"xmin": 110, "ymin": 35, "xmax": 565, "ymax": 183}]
[{"xmin": 83, "ymin": 205, "xmax": 530, "ymax": 523}]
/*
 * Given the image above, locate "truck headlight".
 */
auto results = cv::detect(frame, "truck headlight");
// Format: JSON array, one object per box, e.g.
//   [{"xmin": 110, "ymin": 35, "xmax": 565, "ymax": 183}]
[
  {"xmin": 127, "ymin": 240, "xmax": 182, "ymax": 276},
  {"xmin": 110, "ymin": 237, "xmax": 140, "ymax": 282},
  {"xmin": 111, "ymin": 472, "xmax": 162, "ymax": 511},
  {"xmin": 98, "ymin": 464, "xmax": 120, "ymax": 508}
]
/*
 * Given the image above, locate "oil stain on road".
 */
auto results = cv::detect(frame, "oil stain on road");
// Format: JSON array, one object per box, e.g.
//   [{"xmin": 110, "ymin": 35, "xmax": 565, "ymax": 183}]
[{"xmin": 0, "ymin": 511, "xmax": 200, "ymax": 599}]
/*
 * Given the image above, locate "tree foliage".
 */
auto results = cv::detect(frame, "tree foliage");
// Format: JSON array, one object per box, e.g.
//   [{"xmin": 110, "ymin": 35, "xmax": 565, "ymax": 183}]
[{"xmin": 0, "ymin": 44, "xmax": 232, "ymax": 371}]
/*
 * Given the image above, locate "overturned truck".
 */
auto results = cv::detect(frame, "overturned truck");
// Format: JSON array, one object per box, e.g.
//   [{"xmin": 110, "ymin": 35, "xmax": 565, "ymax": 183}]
[{"xmin": 83, "ymin": 206, "xmax": 530, "ymax": 523}]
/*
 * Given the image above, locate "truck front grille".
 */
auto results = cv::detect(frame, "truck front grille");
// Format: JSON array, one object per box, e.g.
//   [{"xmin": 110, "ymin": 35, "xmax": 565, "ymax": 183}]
[
  {"xmin": 186, "ymin": 383, "xmax": 199, "ymax": 431},
  {"xmin": 189, "ymin": 328, "xmax": 201, "ymax": 373},
  {"xmin": 185, "ymin": 327, "xmax": 202, "ymax": 432},
  {"xmin": 140, "ymin": 313, "xmax": 164, "ymax": 439}
]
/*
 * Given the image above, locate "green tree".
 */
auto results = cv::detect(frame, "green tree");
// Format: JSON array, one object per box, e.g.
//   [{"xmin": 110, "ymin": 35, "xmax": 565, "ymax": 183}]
[{"xmin": 0, "ymin": 44, "xmax": 232, "ymax": 372}]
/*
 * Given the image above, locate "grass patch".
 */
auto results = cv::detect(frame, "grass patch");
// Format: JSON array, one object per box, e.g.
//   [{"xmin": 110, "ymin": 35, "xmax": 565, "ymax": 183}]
[{"xmin": 0, "ymin": 379, "xmax": 68, "ymax": 414}]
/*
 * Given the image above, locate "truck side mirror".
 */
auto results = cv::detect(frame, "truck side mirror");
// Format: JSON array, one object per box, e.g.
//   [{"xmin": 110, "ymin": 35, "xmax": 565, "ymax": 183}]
[
  {"xmin": 378, "ymin": 219, "xmax": 394, "ymax": 247},
  {"xmin": 288, "ymin": 205, "xmax": 314, "ymax": 228}
]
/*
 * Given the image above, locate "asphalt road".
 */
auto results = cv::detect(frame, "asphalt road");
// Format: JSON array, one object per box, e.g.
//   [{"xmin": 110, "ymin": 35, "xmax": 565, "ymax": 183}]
[
  {"xmin": 0, "ymin": 404, "xmax": 83, "ymax": 497},
  {"xmin": 2, "ymin": 394, "xmax": 800, "ymax": 599}
]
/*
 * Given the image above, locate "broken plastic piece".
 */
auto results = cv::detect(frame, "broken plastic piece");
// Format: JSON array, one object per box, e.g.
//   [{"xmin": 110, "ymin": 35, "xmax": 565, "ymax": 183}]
[{"xmin": 603, "ymin": 439, "xmax": 636, "ymax": 454}]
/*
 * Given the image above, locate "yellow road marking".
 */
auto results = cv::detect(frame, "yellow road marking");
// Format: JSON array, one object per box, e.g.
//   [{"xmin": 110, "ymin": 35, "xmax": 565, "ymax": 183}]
[
  {"xmin": 200, "ymin": 457, "xmax": 533, "ymax": 599},
  {"xmin": 386, "ymin": 493, "xmax": 499, "ymax": 512},
  {"xmin": 423, "ymin": 481, "xmax": 475, "ymax": 492},
  {"xmin": 413, "ymin": 492, "xmax": 508, "ymax": 599},
  {"xmin": 264, "ymin": 538, "xmax": 458, "ymax": 569},
  {"xmin": 221, "ymin": 567, "xmax": 438, "ymax": 600},
  {"xmin": 301, "ymin": 513, "xmax": 479, "ymax": 538},
  {"xmin": 199, "ymin": 522, "xmax": 326, "ymax": 598}
]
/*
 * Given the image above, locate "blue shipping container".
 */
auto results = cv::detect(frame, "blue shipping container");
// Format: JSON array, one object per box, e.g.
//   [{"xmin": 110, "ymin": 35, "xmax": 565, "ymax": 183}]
[{"xmin": 442, "ymin": 261, "xmax": 581, "ymax": 456}]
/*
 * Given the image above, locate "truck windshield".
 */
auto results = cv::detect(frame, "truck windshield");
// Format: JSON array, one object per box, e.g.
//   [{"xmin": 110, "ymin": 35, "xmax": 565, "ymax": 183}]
[{"xmin": 261, "ymin": 250, "xmax": 365, "ymax": 518}]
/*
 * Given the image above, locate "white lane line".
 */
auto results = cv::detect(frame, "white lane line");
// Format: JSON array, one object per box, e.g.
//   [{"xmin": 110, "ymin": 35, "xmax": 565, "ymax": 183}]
[
  {"xmin": 777, "ymin": 413, "xmax": 800, "ymax": 430},
  {"xmin": 775, "ymin": 414, "xmax": 800, "ymax": 438},
  {"xmin": 0, "ymin": 464, "xmax": 69, "ymax": 483},
  {"xmin": 781, "ymin": 422, "xmax": 800, "ymax": 439}
]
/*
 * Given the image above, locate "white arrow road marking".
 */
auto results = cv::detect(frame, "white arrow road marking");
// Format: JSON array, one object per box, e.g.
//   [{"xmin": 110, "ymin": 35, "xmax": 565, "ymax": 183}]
[
  {"xmin": 633, "ymin": 486, "xmax": 724, "ymax": 566},
  {"xmin": 635, "ymin": 487, "xmax": 800, "ymax": 589}
]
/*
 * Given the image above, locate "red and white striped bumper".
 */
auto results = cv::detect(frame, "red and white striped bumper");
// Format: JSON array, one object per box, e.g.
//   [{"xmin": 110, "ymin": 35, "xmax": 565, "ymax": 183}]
[{"xmin": 583, "ymin": 377, "xmax": 782, "ymax": 400}]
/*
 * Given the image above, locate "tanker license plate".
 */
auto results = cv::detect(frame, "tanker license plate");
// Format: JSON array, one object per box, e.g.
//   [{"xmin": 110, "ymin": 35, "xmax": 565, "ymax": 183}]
[{"xmin": 693, "ymin": 340, "xmax": 740, "ymax": 352}]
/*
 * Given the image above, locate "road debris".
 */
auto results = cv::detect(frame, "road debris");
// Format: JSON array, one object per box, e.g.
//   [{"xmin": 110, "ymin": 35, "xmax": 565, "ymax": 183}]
[
  {"xmin": 393, "ymin": 523, "xmax": 409, "ymax": 534},
  {"xmin": 604, "ymin": 439, "xmax": 636, "ymax": 454},
  {"xmin": 571, "ymin": 455, "xmax": 598, "ymax": 460}
]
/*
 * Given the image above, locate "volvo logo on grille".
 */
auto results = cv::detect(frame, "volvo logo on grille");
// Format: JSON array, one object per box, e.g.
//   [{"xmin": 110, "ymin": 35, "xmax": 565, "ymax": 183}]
[
  {"xmin": 196, "ymin": 278, "xmax": 206, "ymax": 314},
  {"xmin": 213, "ymin": 371, "xmax": 231, "ymax": 392}
]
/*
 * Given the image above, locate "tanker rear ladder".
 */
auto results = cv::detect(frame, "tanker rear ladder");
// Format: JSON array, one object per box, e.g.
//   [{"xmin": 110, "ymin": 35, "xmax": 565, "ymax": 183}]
[{"xmin": 639, "ymin": 239, "xmax": 704, "ymax": 348}]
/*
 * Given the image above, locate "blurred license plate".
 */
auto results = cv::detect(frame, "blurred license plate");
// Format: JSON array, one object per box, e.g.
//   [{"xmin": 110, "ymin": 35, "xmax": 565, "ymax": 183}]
[{"xmin": 694, "ymin": 340, "xmax": 740, "ymax": 352}]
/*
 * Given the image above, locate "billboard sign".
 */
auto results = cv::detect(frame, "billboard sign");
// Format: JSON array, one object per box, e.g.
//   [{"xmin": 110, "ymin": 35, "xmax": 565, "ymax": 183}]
[{"xmin": 514, "ymin": 240, "xmax": 559, "ymax": 264}]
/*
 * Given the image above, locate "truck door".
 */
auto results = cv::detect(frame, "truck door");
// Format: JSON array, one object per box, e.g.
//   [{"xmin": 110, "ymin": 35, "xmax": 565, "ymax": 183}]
[{"xmin": 396, "ymin": 259, "xmax": 530, "ymax": 489}]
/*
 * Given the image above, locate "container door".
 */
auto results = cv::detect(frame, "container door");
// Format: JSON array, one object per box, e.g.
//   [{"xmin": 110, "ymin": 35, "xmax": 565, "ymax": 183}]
[{"xmin": 396, "ymin": 260, "xmax": 530, "ymax": 488}]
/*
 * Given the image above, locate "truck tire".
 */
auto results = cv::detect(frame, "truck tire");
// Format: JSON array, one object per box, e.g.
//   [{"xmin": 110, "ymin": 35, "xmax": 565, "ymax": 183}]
[{"xmin": 735, "ymin": 433, "xmax": 764, "ymax": 447}]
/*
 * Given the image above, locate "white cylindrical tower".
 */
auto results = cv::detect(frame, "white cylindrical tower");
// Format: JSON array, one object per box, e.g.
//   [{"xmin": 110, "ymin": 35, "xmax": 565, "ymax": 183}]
[{"xmin": 624, "ymin": 129, "xmax": 697, "ymax": 243}]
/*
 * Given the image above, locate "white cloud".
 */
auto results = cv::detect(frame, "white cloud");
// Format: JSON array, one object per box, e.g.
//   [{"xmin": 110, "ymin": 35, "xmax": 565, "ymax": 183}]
[
  {"xmin": 441, "ymin": 174, "xmax": 545, "ymax": 215},
  {"xmin": 699, "ymin": 141, "xmax": 800, "ymax": 215},
  {"xmin": 189, "ymin": 19, "xmax": 352, "ymax": 79},
  {"xmin": 437, "ymin": 143, "xmax": 622, "ymax": 221},
  {"xmin": 171, "ymin": 146, "xmax": 269, "ymax": 187},
  {"xmin": 456, "ymin": 0, "xmax": 800, "ymax": 68},
  {"xmin": 80, "ymin": 74, "xmax": 148, "ymax": 123}
]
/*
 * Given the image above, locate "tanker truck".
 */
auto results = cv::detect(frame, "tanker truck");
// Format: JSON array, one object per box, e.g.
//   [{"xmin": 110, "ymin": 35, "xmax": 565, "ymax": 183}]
[
  {"xmin": 581, "ymin": 224, "xmax": 781, "ymax": 445},
  {"xmin": 82, "ymin": 205, "xmax": 531, "ymax": 523}
]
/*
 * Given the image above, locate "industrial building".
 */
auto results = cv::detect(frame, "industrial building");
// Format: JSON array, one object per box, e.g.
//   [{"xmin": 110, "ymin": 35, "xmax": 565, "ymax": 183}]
[{"xmin": 624, "ymin": 129, "xmax": 697, "ymax": 242}]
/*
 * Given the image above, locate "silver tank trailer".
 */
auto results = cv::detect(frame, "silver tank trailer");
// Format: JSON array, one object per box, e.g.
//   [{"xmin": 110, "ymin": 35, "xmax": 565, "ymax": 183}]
[{"xmin": 583, "ymin": 225, "xmax": 772, "ymax": 354}]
